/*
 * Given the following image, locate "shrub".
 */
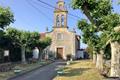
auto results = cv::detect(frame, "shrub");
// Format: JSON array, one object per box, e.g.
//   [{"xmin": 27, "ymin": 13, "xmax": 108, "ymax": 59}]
[{"xmin": 66, "ymin": 54, "xmax": 72, "ymax": 60}]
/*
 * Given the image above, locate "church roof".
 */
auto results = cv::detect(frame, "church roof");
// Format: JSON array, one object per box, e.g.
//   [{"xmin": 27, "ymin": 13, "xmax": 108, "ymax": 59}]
[{"xmin": 40, "ymin": 33, "xmax": 46, "ymax": 40}]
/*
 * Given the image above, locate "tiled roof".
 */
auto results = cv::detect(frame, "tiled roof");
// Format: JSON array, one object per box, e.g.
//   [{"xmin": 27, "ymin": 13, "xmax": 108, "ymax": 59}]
[{"xmin": 40, "ymin": 33, "xmax": 46, "ymax": 39}]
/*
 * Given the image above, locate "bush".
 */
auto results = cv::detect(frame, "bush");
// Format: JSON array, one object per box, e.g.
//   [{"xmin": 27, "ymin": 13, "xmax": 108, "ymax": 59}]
[
  {"xmin": 66, "ymin": 54, "xmax": 72, "ymax": 60},
  {"xmin": 9, "ymin": 47, "xmax": 21, "ymax": 62},
  {"xmin": 0, "ymin": 49, "xmax": 4, "ymax": 63}
]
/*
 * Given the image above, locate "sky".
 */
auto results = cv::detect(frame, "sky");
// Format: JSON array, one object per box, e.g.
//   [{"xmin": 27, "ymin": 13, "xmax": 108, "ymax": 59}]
[{"xmin": 0, "ymin": 0, "xmax": 120, "ymax": 49}]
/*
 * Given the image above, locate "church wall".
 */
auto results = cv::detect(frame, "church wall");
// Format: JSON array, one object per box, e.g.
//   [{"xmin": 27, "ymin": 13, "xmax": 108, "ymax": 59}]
[
  {"xmin": 46, "ymin": 28, "xmax": 76, "ymax": 60},
  {"xmin": 43, "ymin": 0, "xmax": 80, "ymax": 60}
]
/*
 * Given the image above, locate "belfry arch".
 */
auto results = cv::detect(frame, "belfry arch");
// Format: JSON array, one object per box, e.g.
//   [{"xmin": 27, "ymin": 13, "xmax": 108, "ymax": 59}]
[{"xmin": 54, "ymin": 0, "xmax": 68, "ymax": 28}]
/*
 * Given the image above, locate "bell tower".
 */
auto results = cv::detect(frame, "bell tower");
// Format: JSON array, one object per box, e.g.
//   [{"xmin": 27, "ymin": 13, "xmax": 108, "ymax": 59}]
[{"xmin": 54, "ymin": 0, "xmax": 68, "ymax": 28}]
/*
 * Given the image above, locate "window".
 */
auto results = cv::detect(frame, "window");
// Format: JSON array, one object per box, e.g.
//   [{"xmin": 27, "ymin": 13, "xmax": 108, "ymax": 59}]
[
  {"xmin": 61, "ymin": 15, "xmax": 64, "ymax": 26},
  {"xmin": 57, "ymin": 33, "xmax": 63, "ymax": 40},
  {"xmin": 56, "ymin": 15, "xmax": 60, "ymax": 27}
]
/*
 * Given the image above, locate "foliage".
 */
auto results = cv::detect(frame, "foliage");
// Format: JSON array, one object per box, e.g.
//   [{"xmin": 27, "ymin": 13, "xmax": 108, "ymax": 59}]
[
  {"xmin": 40, "ymin": 37, "xmax": 51, "ymax": 49},
  {"xmin": 85, "ymin": 46, "xmax": 93, "ymax": 58},
  {"xmin": 71, "ymin": 0, "xmax": 120, "ymax": 57},
  {"xmin": 99, "ymin": 14, "xmax": 120, "ymax": 31},
  {"xmin": 5, "ymin": 28, "xmax": 40, "ymax": 58},
  {"xmin": 99, "ymin": 32, "xmax": 109, "ymax": 48},
  {"xmin": 26, "ymin": 32, "xmax": 40, "ymax": 49},
  {"xmin": 0, "ymin": 31, "xmax": 21, "ymax": 62},
  {"xmin": 0, "ymin": 6, "xmax": 14, "ymax": 61},
  {"xmin": 0, "ymin": 6, "xmax": 14, "ymax": 29},
  {"xmin": 77, "ymin": 19, "xmax": 100, "ymax": 52},
  {"xmin": 118, "ymin": 0, "xmax": 120, "ymax": 4},
  {"xmin": 109, "ymin": 31, "xmax": 120, "ymax": 42},
  {"xmin": 0, "ymin": 28, "xmax": 51, "ymax": 62},
  {"xmin": 5, "ymin": 28, "xmax": 41, "ymax": 48},
  {"xmin": 71, "ymin": 0, "xmax": 112, "ymax": 27}
]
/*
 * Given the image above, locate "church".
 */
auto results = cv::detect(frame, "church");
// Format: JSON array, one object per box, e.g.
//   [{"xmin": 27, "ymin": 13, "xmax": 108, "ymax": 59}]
[{"xmin": 40, "ymin": 0, "xmax": 81, "ymax": 60}]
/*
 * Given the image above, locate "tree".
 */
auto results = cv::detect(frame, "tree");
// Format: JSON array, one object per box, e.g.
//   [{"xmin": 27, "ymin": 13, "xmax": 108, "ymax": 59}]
[
  {"xmin": 77, "ymin": 19, "xmax": 103, "ymax": 68},
  {"xmin": 39, "ymin": 37, "xmax": 51, "ymax": 60},
  {"xmin": 26, "ymin": 32, "xmax": 41, "ymax": 49},
  {"xmin": 0, "ymin": 6, "xmax": 14, "ymax": 29},
  {"xmin": 6, "ymin": 28, "xmax": 26, "ymax": 63},
  {"xmin": 5, "ymin": 28, "xmax": 51, "ymax": 63},
  {"xmin": 40, "ymin": 37, "xmax": 51, "ymax": 49},
  {"xmin": 0, "ymin": 6, "xmax": 14, "ymax": 61},
  {"xmin": 118, "ymin": 0, "xmax": 120, "ymax": 4},
  {"xmin": 0, "ymin": 31, "xmax": 13, "ymax": 63},
  {"xmin": 72, "ymin": 0, "xmax": 120, "ymax": 76},
  {"xmin": 100, "ymin": 14, "xmax": 120, "ymax": 77},
  {"xmin": 6, "ymin": 28, "xmax": 39, "ymax": 63},
  {"xmin": 71, "ymin": 0, "xmax": 112, "ymax": 28},
  {"xmin": 85, "ymin": 46, "xmax": 93, "ymax": 58}
]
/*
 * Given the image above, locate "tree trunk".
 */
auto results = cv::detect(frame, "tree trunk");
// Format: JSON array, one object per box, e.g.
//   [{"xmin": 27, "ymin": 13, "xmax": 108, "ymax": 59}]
[
  {"xmin": 93, "ymin": 53, "xmax": 97, "ymax": 64},
  {"xmin": 110, "ymin": 41, "xmax": 120, "ymax": 77},
  {"xmin": 83, "ymin": 4, "xmax": 95, "ymax": 25},
  {"xmin": 21, "ymin": 46, "xmax": 26, "ymax": 64},
  {"xmin": 96, "ymin": 52, "xmax": 104, "ymax": 71},
  {"xmin": 39, "ymin": 48, "xmax": 42, "ymax": 61}
]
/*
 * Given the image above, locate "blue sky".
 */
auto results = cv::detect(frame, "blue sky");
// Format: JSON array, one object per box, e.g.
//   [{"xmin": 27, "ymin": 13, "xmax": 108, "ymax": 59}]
[{"xmin": 0, "ymin": 0, "xmax": 120, "ymax": 49}]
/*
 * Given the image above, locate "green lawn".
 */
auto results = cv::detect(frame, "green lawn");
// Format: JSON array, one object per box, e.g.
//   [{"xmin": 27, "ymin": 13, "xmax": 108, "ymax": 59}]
[{"xmin": 54, "ymin": 60, "xmax": 104, "ymax": 80}]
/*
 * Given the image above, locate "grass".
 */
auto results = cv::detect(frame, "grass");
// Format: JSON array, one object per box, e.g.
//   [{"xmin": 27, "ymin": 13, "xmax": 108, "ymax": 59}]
[
  {"xmin": 54, "ymin": 60, "xmax": 104, "ymax": 80},
  {"xmin": 0, "ymin": 60, "xmax": 51, "ymax": 80}
]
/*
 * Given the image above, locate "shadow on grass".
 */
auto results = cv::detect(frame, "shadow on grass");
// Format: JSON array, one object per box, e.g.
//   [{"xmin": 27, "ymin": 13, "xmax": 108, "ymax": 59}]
[
  {"xmin": 60, "ymin": 68, "xmax": 90, "ymax": 77},
  {"xmin": 69, "ymin": 61, "xmax": 78, "ymax": 65},
  {"xmin": 104, "ymin": 77, "xmax": 120, "ymax": 80}
]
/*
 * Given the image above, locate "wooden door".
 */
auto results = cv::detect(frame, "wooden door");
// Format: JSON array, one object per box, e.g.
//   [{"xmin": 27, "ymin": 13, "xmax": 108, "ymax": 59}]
[{"xmin": 57, "ymin": 48, "xmax": 63, "ymax": 59}]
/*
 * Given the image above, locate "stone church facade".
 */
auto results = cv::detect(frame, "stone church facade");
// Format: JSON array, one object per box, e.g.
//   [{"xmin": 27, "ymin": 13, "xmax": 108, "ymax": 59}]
[{"xmin": 41, "ymin": 0, "xmax": 80, "ymax": 60}]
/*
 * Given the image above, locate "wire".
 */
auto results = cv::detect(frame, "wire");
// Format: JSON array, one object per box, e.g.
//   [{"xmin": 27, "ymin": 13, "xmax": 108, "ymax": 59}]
[
  {"xmin": 28, "ymin": 0, "xmax": 53, "ymax": 11},
  {"xmin": 26, "ymin": 0, "xmax": 81, "ymax": 30},
  {"xmin": 30, "ymin": 0, "xmax": 80, "ymax": 21},
  {"xmin": 37, "ymin": 0, "xmax": 81, "ymax": 19},
  {"xmin": 34, "ymin": 0, "xmax": 81, "ymax": 29},
  {"xmin": 26, "ymin": 0, "xmax": 53, "ymax": 23},
  {"xmin": 35, "ymin": 0, "xmax": 79, "ymax": 21}
]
